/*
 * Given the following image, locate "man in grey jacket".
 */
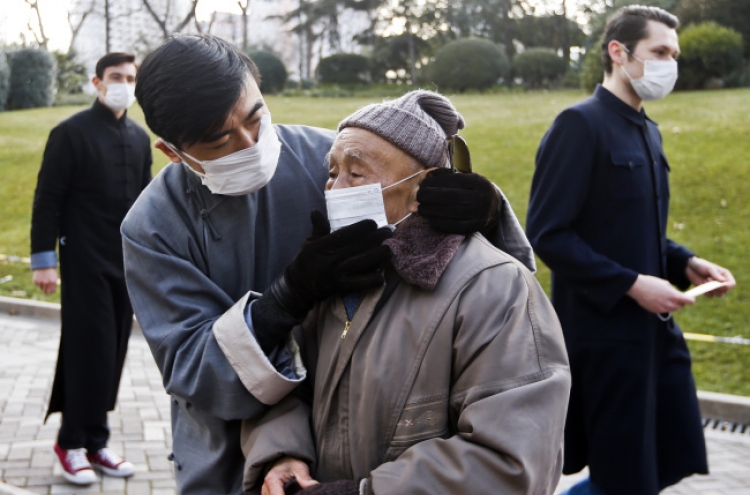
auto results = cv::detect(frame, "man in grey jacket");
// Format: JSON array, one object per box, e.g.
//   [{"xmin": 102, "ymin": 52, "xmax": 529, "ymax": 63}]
[{"xmin": 122, "ymin": 35, "xmax": 523, "ymax": 494}]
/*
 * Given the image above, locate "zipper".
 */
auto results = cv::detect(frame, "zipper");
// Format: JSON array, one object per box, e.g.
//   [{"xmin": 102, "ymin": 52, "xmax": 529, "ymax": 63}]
[{"xmin": 341, "ymin": 295, "xmax": 362, "ymax": 339}]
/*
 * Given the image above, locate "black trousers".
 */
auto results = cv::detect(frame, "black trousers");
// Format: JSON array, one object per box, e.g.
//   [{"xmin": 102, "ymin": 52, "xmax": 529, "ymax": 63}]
[{"xmin": 49, "ymin": 261, "xmax": 133, "ymax": 452}]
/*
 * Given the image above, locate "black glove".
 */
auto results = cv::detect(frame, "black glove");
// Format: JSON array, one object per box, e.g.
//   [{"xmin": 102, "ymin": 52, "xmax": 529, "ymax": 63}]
[
  {"xmin": 252, "ymin": 210, "xmax": 391, "ymax": 353},
  {"xmin": 296, "ymin": 480, "xmax": 361, "ymax": 495},
  {"xmin": 417, "ymin": 168, "xmax": 502, "ymax": 236}
]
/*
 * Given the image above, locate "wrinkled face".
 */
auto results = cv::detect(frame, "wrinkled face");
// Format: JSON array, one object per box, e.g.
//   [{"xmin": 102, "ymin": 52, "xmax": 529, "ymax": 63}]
[{"xmin": 326, "ymin": 128, "xmax": 427, "ymax": 225}]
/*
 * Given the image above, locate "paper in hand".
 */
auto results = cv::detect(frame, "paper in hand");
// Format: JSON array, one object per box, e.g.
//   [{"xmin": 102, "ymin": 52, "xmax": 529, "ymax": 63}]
[{"xmin": 683, "ymin": 281, "xmax": 728, "ymax": 297}]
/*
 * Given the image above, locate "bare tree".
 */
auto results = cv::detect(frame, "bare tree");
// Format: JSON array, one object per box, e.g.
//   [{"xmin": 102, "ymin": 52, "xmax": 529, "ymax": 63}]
[
  {"xmin": 24, "ymin": 0, "xmax": 49, "ymax": 49},
  {"xmin": 142, "ymin": 0, "xmax": 200, "ymax": 39},
  {"xmin": 238, "ymin": 0, "xmax": 251, "ymax": 51},
  {"xmin": 67, "ymin": 0, "xmax": 97, "ymax": 51}
]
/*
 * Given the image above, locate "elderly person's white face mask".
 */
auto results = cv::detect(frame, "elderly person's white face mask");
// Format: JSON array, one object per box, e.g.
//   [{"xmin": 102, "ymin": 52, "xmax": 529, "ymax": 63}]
[{"xmin": 325, "ymin": 128, "xmax": 434, "ymax": 230}]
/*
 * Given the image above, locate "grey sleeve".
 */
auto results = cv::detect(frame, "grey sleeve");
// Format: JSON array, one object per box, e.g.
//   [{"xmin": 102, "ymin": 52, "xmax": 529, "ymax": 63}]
[{"xmin": 122, "ymin": 226, "xmax": 304, "ymax": 420}]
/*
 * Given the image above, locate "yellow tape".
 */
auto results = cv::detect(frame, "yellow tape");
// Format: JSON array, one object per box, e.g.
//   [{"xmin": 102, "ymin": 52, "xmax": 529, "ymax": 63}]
[
  {"xmin": 683, "ymin": 332, "xmax": 750, "ymax": 346},
  {"xmin": 0, "ymin": 254, "xmax": 30, "ymax": 264}
]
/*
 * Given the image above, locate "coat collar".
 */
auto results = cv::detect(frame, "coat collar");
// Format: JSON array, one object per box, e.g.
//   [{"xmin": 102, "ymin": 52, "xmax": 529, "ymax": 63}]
[
  {"xmin": 384, "ymin": 215, "xmax": 463, "ymax": 290},
  {"xmin": 92, "ymin": 97, "xmax": 128, "ymax": 126},
  {"xmin": 594, "ymin": 84, "xmax": 657, "ymax": 127}
]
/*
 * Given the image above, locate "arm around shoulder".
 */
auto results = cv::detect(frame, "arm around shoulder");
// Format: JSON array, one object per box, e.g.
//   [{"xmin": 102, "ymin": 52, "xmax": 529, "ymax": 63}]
[{"xmin": 121, "ymin": 193, "xmax": 303, "ymax": 421}]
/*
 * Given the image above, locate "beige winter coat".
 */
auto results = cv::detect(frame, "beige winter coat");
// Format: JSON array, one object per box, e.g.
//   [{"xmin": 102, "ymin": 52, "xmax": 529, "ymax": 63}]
[{"xmin": 241, "ymin": 233, "xmax": 571, "ymax": 494}]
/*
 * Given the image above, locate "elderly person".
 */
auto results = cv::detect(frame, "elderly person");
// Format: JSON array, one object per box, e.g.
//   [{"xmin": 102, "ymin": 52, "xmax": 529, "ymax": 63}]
[{"xmin": 241, "ymin": 91, "xmax": 571, "ymax": 495}]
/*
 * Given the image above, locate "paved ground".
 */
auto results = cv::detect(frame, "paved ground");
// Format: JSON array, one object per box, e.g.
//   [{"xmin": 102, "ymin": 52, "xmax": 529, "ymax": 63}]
[{"xmin": 1, "ymin": 311, "xmax": 749, "ymax": 495}]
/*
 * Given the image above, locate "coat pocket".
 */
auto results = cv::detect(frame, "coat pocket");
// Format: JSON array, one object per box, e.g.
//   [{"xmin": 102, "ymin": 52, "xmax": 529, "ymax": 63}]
[
  {"xmin": 608, "ymin": 151, "xmax": 649, "ymax": 200},
  {"xmin": 385, "ymin": 397, "xmax": 450, "ymax": 461}
]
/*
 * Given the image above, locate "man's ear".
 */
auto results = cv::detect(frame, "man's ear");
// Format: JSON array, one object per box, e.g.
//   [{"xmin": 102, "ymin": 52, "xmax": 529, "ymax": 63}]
[
  {"xmin": 92, "ymin": 76, "xmax": 104, "ymax": 93},
  {"xmin": 608, "ymin": 40, "xmax": 626, "ymax": 67},
  {"xmin": 155, "ymin": 139, "xmax": 182, "ymax": 164}
]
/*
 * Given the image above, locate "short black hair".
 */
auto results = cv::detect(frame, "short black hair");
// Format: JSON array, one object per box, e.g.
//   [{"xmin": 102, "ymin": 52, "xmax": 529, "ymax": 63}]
[
  {"xmin": 601, "ymin": 5, "xmax": 679, "ymax": 74},
  {"xmin": 135, "ymin": 34, "xmax": 262, "ymax": 149},
  {"xmin": 96, "ymin": 52, "xmax": 136, "ymax": 79}
]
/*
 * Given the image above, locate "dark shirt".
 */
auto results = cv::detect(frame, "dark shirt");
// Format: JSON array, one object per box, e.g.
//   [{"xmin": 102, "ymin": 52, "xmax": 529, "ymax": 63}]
[{"xmin": 31, "ymin": 99, "xmax": 152, "ymax": 270}]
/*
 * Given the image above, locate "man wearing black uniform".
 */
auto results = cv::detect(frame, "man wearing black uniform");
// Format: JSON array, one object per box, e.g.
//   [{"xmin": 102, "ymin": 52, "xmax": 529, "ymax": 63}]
[
  {"xmin": 30, "ymin": 52, "xmax": 152, "ymax": 485},
  {"xmin": 527, "ymin": 6, "xmax": 735, "ymax": 495}
]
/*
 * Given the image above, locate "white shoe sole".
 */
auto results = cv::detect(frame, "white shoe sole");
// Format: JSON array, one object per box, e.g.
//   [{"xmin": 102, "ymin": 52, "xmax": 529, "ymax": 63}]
[
  {"xmin": 61, "ymin": 468, "xmax": 98, "ymax": 485},
  {"xmin": 91, "ymin": 462, "xmax": 135, "ymax": 478}
]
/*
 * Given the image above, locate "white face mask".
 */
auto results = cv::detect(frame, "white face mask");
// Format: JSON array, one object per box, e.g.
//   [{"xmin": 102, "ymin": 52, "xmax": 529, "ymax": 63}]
[
  {"xmin": 101, "ymin": 82, "xmax": 136, "ymax": 111},
  {"xmin": 167, "ymin": 114, "xmax": 282, "ymax": 196},
  {"xmin": 620, "ymin": 47, "xmax": 678, "ymax": 101},
  {"xmin": 325, "ymin": 169, "xmax": 424, "ymax": 231}
]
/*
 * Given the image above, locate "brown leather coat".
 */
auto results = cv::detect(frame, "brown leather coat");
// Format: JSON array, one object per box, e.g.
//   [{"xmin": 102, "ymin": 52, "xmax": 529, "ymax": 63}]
[{"xmin": 241, "ymin": 234, "xmax": 571, "ymax": 494}]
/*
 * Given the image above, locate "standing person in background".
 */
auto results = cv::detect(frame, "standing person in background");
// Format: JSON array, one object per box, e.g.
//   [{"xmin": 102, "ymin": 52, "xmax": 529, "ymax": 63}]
[
  {"xmin": 527, "ymin": 6, "xmax": 736, "ymax": 495},
  {"xmin": 30, "ymin": 52, "xmax": 152, "ymax": 486}
]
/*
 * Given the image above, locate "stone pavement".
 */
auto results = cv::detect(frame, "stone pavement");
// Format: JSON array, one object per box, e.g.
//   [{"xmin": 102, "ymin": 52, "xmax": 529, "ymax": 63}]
[
  {"xmin": 0, "ymin": 313, "xmax": 173, "ymax": 495},
  {"xmin": 1, "ymin": 311, "xmax": 750, "ymax": 495}
]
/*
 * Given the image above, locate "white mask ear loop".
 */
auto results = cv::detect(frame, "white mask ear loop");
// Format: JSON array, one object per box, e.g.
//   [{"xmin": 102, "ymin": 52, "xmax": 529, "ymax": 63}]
[
  {"xmin": 381, "ymin": 169, "xmax": 426, "ymax": 191},
  {"xmin": 163, "ymin": 140, "xmax": 207, "ymax": 177},
  {"xmin": 618, "ymin": 43, "xmax": 641, "ymax": 80}
]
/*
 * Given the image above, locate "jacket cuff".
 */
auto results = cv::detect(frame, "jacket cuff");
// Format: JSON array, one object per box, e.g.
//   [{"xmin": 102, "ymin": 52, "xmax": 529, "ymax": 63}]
[
  {"xmin": 213, "ymin": 292, "xmax": 307, "ymax": 405},
  {"xmin": 667, "ymin": 245, "xmax": 695, "ymax": 291},
  {"xmin": 30, "ymin": 251, "xmax": 57, "ymax": 270},
  {"xmin": 578, "ymin": 268, "xmax": 640, "ymax": 313}
]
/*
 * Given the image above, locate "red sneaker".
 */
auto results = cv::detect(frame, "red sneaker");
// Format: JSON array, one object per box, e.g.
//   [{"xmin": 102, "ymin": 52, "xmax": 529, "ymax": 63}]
[
  {"xmin": 54, "ymin": 443, "xmax": 98, "ymax": 485},
  {"xmin": 87, "ymin": 447, "xmax": 135, "ymax": 477}
]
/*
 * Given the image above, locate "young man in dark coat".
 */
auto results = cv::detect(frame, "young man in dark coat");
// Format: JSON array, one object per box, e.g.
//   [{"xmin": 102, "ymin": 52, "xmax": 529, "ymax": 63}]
[
  {"xmin": 526, "ymin": 6, "xmax": 735, "ymax": 495},
  {"xmin": 30, "ymin": 52, "xmax": 152, "ymax": 485}
]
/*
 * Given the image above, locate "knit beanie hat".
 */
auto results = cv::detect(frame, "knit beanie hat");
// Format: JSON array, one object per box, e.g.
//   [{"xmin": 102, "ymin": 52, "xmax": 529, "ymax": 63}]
[{"xmin": 337, "ymin": 90, "xmax": 465, "ymax": 169}]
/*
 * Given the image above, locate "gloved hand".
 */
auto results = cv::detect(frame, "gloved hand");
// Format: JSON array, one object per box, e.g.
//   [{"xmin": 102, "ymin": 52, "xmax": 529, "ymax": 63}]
[
  {"xmin": 296, "ymin": 480, "xmax": 361, "ymax": 495},
  {"xmin": 417, "ymin": 168, "xmax": 501, "ymax": 236},
  {"xmin": 252, "ymin": 210, "xmax": 391, "ymax": 353}
]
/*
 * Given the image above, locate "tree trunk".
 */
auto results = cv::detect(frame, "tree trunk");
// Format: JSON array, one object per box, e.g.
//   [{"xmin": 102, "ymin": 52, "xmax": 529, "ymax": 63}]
[
  {"xmin": 238, "ymin": 1, "xmax": 250, "ymax": 52},
  {"xmin": 105, "ymin": 0, "xmax": 111, "ymax": 52},
  {"xmin": 407, "ymin": 24, "xmax": 417, "ymax": 85},
  {"xmin": 25, "ymin": 0, "xmax": 49, "ymax": 49}
]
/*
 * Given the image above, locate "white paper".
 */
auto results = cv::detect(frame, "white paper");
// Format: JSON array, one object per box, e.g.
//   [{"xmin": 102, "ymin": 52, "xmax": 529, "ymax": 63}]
[{"xmin": 684, "ymin": 281, "xmax": 727, "ymax": 297}]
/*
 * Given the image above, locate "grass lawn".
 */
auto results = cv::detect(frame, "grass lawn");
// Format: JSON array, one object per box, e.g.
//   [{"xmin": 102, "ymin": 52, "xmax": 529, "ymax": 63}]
[{"xmin": 1, "ymin": 90, "xmax": 748, "ymax": 395}]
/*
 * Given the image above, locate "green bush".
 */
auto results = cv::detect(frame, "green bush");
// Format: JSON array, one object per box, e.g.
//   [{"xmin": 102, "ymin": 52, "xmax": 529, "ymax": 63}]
[
  {"xmin": 678, "ymin": 22, "xmax": 744, "ymax": 90},
  {"xmin": 513, "ymin": 48, "xmax": 568, "ymax": 89},
  {"xmin": 316, "ymin": 53, "xmax": 371, "ymax": 85},
  {"xmin": 429, "ymin": 38, "xmax": 510, "ymax": 92},
  {"xmin": 7, "ymin": 48, "xmax": 56, "ymax": 110},
  {"xmin": 0, "ymin": 52, "xmax": 9, "ymax": 111},
  {"xmin": 53, "ymin": 50, "xmax": 88, "ymax": 95},
  {"xmin": 248, "ymin": 50, "xmax": 287, "ymax": 94},
  {"xmin": 580, "ymin": 46, "xmax": 604, "ymax": 93}
]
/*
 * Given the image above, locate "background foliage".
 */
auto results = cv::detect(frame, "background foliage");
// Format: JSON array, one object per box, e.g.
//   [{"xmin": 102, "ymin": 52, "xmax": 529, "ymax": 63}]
[
  {"xmin": 248, "ymin": 50, "xmax": 288, "ymax": 94},
  {"xmin": 6, "ymin": 48, "xmax": 56, "ymax": 110},
  {"xmin": 429, "ymin": 38, "xmax": 510, "ymax": 92},
  {"xmin": 316, "ymin": 53, "xmax": 371, "ymax": 85},
  {"xmin": 677, "ymin": 22, "xmax": 744, "ymax": 89},
  {"xmin": 0, "ymin": 52, "xmax": 9, "ymax": 111},
  {"xmin": 514, "ymin": 48, "xmax": 568, "ymax": 89}
]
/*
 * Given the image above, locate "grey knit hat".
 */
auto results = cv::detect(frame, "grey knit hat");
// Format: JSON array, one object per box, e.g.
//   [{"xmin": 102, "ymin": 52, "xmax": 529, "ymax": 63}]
[{"xmin": 337, "ymin": 90, "xmax": 465, "ymax": 169}]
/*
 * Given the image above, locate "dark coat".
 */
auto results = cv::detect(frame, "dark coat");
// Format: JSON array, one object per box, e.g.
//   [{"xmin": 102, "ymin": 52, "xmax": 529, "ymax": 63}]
[
  {"xmin": 31, "ymin": 99, "xmax": 152, "ymax": 420},
  {"xmin": 527, "ymin": 85, "xmax": 707, "ymax": 495}
]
